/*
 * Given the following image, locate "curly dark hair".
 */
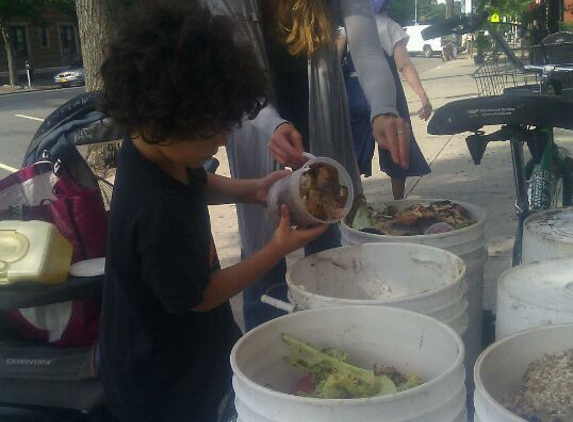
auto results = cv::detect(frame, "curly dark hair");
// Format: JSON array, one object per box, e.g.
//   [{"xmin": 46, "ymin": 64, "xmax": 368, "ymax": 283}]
[{"xmin": 97, "ymin": 0, "xmax": 269, "ymax": 144}]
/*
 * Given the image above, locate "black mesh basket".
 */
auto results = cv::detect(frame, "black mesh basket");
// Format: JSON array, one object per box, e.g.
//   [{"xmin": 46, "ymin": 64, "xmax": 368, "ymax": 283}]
[{"xmin": 473, "ymin": 49, "xmax": 539, "ymax": 97}]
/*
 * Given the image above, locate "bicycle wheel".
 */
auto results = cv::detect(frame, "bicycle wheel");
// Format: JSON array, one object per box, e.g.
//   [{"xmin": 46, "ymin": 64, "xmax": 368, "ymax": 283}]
[{"xmin": 528, "ymin": 157, "xmax": 573, "ymax": 210}]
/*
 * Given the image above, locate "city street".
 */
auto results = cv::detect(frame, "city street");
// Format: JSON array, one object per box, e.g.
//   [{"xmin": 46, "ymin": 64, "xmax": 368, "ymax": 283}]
[{"xmin": 0, "ymin": 86, "xmax": 84, "ymax": 177}]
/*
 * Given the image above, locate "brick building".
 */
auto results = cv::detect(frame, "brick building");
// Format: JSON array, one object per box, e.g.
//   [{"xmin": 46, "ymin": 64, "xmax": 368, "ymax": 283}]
[
  {"xmin": 0, "ymin": 8, "xmax": 80, "ymax": 79},
  {"xmin": 565, "ymin": 0, "xmax": 573, "ymax": 23}
]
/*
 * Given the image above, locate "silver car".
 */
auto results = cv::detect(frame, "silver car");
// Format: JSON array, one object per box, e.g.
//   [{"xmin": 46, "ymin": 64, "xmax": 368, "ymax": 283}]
[{"xmin": 54, "ymin": 60, "xmax": 85, "ymax": 87}]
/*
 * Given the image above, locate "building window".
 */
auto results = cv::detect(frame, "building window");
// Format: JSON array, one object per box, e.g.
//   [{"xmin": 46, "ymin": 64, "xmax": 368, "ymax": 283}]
[
  {"xmin": 39, "ymin": 27, "xmax": 50, "ymax": 48},
  {"xmin": 59, "ymin": 25, "xmax": 77, "ymax": 55},
  {"xmin": 11, "ymin": 26, "xmax": 28, "ymax": 58}
]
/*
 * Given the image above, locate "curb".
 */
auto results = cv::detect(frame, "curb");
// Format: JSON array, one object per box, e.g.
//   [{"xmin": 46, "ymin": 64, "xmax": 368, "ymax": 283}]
[{"xmin": 0, "ymin": 85, "xmax": 64, "ymax": 96}]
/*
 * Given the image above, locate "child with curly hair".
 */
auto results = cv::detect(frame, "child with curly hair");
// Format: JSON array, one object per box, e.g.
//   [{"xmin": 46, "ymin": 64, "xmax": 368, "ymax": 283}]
[{"xmin": 97, "ymin": 1, "xmax": 327, "ymax": 421}]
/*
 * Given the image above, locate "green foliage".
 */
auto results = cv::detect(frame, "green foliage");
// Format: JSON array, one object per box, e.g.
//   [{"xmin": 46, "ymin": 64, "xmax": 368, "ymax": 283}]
[
  {"xmin": 559, "ymin": 21, "xmax": 573, "ymax": 32},
  {"xmin": 475, "ymin": 31, "xmax": 492, "ymax": 54},
  {"xmin": 0, "ymin": 0, "xmax": 45, "ymax": 23},
  {"xmin": 48, "ymin": 0, "xmax": 76, "ymax": 16},
  {"xmin": 478, "ymin": 0, "xmax": 531, "ymax": 19},
  {"xmin": 0, "ymin": 0, "xmax": 75, "ymax": 23},
  {"xmin": 388, "ymin": 0, "xmax": 463, "ymax": 26}
]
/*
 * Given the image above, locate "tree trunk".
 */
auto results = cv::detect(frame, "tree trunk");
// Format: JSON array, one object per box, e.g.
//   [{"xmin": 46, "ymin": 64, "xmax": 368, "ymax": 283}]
[
  {"xmin": 446, "ymin": 0, "xmax": 455, "ymax": 19},
  {"xmin": 75, "ymin": 0, "xmax": 120, "ymax": 91},
  {"xmin": 74, "ymin": 0, "xmax": 122, "ymax": 172},
  {"xmin": 0, "ymin": 19, "xmax": 19, "ymax": 87}
]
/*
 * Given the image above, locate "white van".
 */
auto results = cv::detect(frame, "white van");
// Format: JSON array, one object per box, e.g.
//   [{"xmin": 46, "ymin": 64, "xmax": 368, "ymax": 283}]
[{"xmin": 403, "ymin": 24, "xmax": 443, "ymax": 57}]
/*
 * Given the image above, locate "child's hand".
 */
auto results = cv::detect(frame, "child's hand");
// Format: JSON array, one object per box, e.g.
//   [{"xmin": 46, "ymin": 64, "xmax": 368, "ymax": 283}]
[
  {"xmin": 254, "ymin": 170, "xmax": 291, "ymax": 206},
  {"xmin": 271, "ymin": 205, "xmax": 329, "ymax": 255}
]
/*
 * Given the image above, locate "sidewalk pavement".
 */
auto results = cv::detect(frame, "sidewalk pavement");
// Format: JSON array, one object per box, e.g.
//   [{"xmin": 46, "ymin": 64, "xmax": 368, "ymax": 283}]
[
  {"xmin": 211, "ymin": 54, "xmax": 573, "ymax": 331},
  {"xmin": 0, "ymin": 75, "xmax": 61, "ymax": 95}
]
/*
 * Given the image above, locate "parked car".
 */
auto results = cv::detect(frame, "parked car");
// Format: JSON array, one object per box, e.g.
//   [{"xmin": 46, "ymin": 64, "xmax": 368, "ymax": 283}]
[
  {"xmin": 53, "ymin": 60, "xmax": 85, "ymax": 88},
  {"xmin": 403, "ymin": 24, "xmax": 442, "ymax": 57}
]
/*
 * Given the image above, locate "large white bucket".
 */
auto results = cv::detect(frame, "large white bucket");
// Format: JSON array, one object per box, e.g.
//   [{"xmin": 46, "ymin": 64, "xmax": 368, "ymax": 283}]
[
  {"xmin": 522, "ymin": 207, "xmax": 573, "ymax": 264},
  {"xmin": 341, "ymin": 199, "xmax": 487, "ymax": 389},
  {"xmin": 474, "ymin": 323, "xmax": 573, "ymax": 422},
  {"xmin": 496, "ymin": 257, "xmax": 573, "ymax": 339},
  {"xmin": 231, "ymin": 306, "xmax": 467, "ymax": 422},
  {"xmin": 286, "ymin": 243, "xmax": 468, "ymax": 337}
]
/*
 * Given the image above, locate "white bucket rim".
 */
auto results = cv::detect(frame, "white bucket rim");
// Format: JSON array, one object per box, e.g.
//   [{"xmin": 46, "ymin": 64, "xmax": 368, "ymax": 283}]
[
  {"xmin": 342, "ymin": 198, "xmax": 486, "ymax": 241},
  {"xmin": 231, "ymin": 305, "xmax": 465, "ymax": 406},
  {"xmin": 497, "ymin": 257, "xmax": 573, "ymax": 312},
  {"xmin": 286, "ymin": 243, "xmax": 467, "ymax": 306},
  {"xmin": 473, "ymin": 323, "xmax": 573, "ymax": 420}
]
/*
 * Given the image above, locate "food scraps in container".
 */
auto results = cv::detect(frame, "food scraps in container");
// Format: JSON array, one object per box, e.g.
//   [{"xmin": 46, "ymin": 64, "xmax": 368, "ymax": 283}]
[
  {"xmin": 282, "ymin": 333, "xmax": 424, "ymax": 399},
  {"xmin": 502, "ymin": 349, "xmax": 573, "ymax": 422},
  {"xmin": 300, "ymin": 163, "xmax": 348, "ymax": 221},
  {"xmin": 351, "ymin": 198, "xmax": 476, "ymax": 236}
]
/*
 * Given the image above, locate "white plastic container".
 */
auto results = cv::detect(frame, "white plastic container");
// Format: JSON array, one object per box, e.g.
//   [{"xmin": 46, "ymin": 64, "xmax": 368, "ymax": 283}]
[
  {"xmin": 522, "ymin": 207, "xmax": 573, "ymax": 264},
  {"xmin": 496, "ymin": 257, "xmax": 573, "ymax": 339},
  {"xmin": 231, "ymin": 306, "xmax": 467, "ymax": 422},
  {"xmin": 341, "ymin": 199, "xmax": 487, "ymax": 390},
  {"xmin": 474, "ymin": 323, "xmax": 573, "ymax": 422},
  {"xmin": 0, "ymin": 220, "xmax": 73, "ymax": 284},
  {"xmin": 267, "ymin": 154, "xmax": 354, "ymax": 226},
  {"xmin": 285, "ymin": 243, "xmax": 468, "ymax": 337}
]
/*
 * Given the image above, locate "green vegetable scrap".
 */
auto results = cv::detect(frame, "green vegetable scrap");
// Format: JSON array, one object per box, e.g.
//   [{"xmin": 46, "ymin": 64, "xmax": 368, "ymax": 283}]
[{"xmin": 282, "ymin": 334, "xmax": 424, "ymax": 399}]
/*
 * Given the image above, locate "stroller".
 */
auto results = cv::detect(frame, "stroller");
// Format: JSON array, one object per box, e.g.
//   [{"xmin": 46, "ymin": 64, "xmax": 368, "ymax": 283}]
[
  {"xmin": 0, "ymin": 92, "xmax": 120, "ymax": 422},
  {"xmin": 0, "ymin": 91, "xmax": 224, "ymax": 422}
]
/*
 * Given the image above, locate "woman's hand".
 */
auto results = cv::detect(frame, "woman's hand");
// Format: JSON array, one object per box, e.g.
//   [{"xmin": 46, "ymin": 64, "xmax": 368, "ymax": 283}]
[
  {"xmin": 254, "ymin": 170, "xmax": 291, "ymax": 206},
  {"xmin": 372, "ymin": 114, "xmax": 410, "ymax": 170},
  {"xmin": 417, "ymin": 97, "xmax": 433, "ymax": 121},
  {"xmin": 268, "ymin": 123, "xmax": 307, "ymax": 169},
  {"xmin": 271, "ymin": 205, "xmax": 329, "ymax": 255}
]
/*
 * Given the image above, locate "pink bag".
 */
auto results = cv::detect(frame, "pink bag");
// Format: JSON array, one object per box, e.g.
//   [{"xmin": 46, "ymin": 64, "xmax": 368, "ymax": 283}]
[
  {"xmin": 0, "ymin": 154, "xmax": 107, "ymax": 347},
  {"xmin": 0, "ymin": 157, "xmax": 107, "ymax": 262}
]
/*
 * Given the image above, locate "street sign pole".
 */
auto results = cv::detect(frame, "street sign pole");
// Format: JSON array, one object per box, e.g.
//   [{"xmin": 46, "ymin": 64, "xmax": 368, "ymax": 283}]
[
  {"xmin": 415, "ymin": 0, "xmax": 418, "ymax": 23},
  {"xmin": 25, "ymin": 62, "xmax": 31, "ymax": 89}
]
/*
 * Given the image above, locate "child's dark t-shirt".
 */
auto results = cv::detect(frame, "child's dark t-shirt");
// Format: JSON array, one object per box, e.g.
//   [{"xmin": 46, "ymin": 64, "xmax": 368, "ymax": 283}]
[{"xmin": 100, "ymin": 139, "xmax": 241, "ymax": 422}]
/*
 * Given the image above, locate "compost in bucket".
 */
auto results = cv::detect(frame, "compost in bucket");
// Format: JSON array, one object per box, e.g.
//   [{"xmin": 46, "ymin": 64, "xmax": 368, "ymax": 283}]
[
  {"xmin": 349, "ymin": 198, "xmax": 476, "ymax": 236},
  {"xmin": 281, "ymin": 333, "xmax": 425, "ymax": 399},
  {"xmin": 266, "ymin": 155, "xmax": 354, "ymax": 226},
  {"xmin": 501, "ymin": 348, "xmax": 573, "ymax": 422},
  {"xmin": 474, "ymin": 324, "xmax": 573, "ymax": 422},
  {"xmin": 232, "ymin": 306, "xmax": 467, "ymax": 422},
  {"xmin": 299, "ymin": 162, "xmax": 349, "ymax": 221}
]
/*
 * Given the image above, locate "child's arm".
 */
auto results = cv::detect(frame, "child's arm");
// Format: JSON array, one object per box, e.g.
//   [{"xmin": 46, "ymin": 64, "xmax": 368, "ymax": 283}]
[
  {"xmin": 192, "ymin": 206, "xmax": 328, "ymax": 312},
  {"xmin": 205, "ymin": 171, "xmax": 290, "ymax": 206}
]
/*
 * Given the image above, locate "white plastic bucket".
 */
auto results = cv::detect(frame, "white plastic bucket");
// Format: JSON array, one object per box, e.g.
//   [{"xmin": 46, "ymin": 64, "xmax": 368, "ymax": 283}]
[
  {"xmin": 522, "ymin": 207, "xmax": 573, "ymax": 264},
  {"xmin": 266, "ymin": 154, "xmax": 354, "ymax": 226},
  {"xmin": 496, "ymin": 257, "xmax": 573, "ymax": 340},
  {"xmin": 341, "ymin": 199, "xmax": 487, "ymax": 390},
  {"xmin": 231, "ymin": 306, "xmax": 467, "ymax": 422},
  {"xmin": 474, "ymin": 323, "xmax": 573, "ymax": 422},
  {"xmin": 285, "ymin": 243, "xmax": 468, "ymax": 337}
]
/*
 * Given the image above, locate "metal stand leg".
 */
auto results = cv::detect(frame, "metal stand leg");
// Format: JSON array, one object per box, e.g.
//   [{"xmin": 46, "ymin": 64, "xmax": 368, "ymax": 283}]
[{"xmin": 510, "ymin": 140, "xmax": 529, "ymax": 266}]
